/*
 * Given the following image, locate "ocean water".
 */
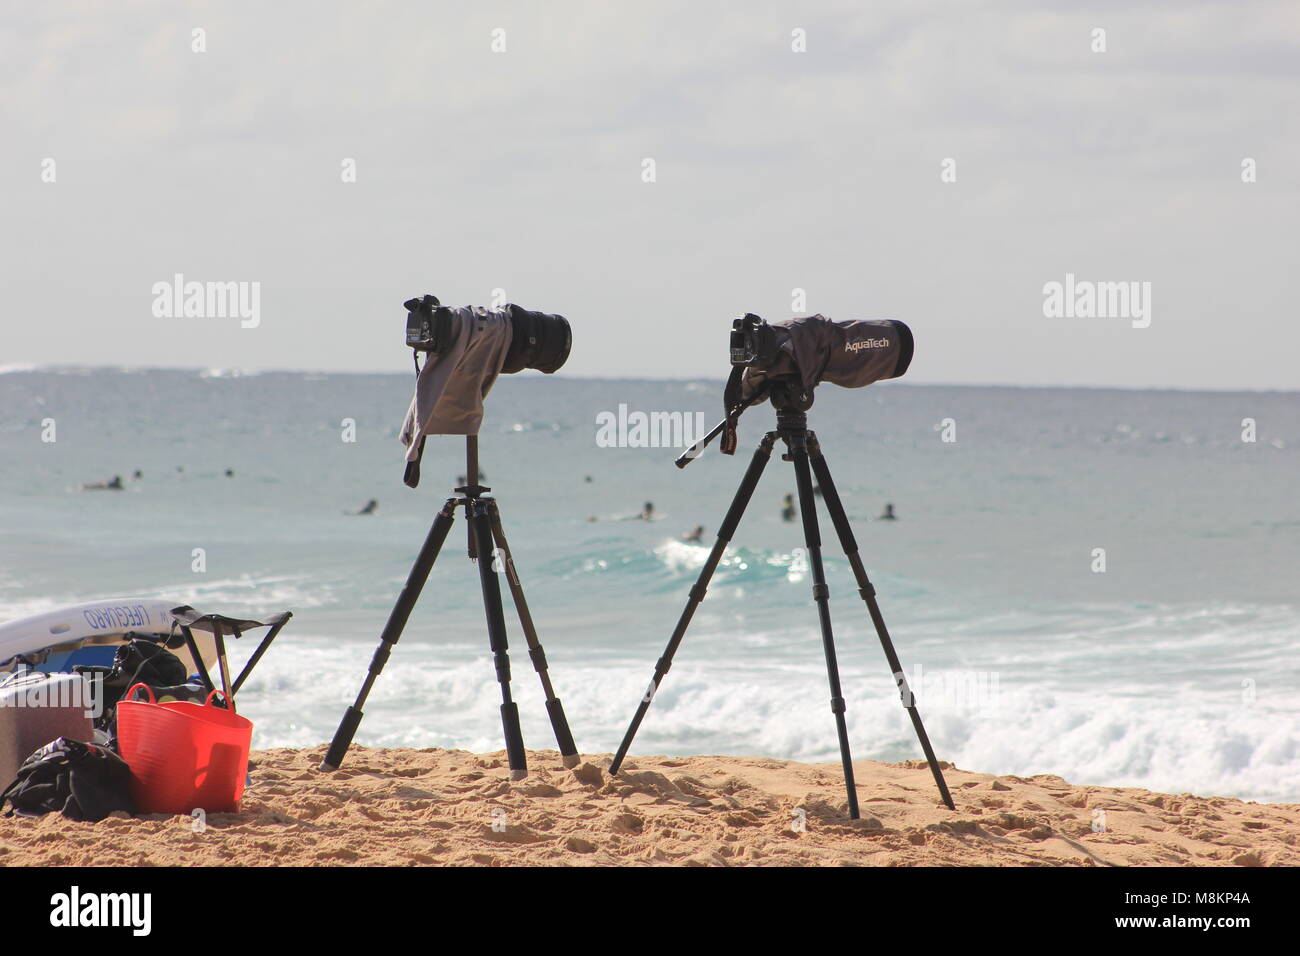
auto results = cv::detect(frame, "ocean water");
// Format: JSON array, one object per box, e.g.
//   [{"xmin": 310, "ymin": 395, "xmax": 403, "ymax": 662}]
[{"xmin": 0, "ymin": 367, "xmax": 1297, "ymax": 803}]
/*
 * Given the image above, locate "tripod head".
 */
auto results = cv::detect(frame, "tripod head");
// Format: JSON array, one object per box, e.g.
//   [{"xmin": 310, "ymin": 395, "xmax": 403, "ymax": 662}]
[
  {"xmin": 767, "ymin": 379, "xmax": 815, "ymax": 412},
  {"xmin": 674, "ymin": 378, "xmax": 814, "ymax": 468}
]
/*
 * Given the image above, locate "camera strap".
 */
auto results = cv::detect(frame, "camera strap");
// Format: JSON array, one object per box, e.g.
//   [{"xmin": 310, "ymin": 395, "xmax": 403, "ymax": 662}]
[
  {"xmin": 720, "ymin": 366, "xmax": 746, "ymax": 455},
  {"xmin": 403, "ymin": 437, "xmax": 426, "ymax": 488}
]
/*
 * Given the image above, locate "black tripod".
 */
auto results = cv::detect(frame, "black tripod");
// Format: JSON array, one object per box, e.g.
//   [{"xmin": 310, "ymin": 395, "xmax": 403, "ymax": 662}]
[
  {"xmin": 609, "ymin": 397, "xmax": 954, "ymax": 817},
  {"xmin": 320, "ymin": 437, "xmax": 579, "ymax": 777}
]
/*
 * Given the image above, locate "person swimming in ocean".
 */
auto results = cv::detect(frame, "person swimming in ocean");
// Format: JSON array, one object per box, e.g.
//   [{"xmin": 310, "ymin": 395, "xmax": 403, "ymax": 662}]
[
  {"xmin": 615, "ymin": 501, "xmax": 655, "ymax": 521},
  {"xmin": 83, "ymin": 475, "xmax": 124, "ymax": 491},
  {"xmin": 352, "ymin": 499, "xmax": 378, "ymax": 515},
  {"xmin": 879, "ymin": 503, "xmax": 897, "ymax": 520},
  {"xmin": 781, "ymin": 493, "xmax": 796, "ymax": 522},
  {"xmin": 682, "ymin": 524, "xmax": 704, "ymax": 543}
]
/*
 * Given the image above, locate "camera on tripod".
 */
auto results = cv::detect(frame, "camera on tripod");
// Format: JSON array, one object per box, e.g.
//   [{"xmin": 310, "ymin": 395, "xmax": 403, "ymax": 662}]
[
  {"xmin": 691, "ymin": 313, "xmax": 916, "ymax": 458},
  {"xmin": 610, "ymin": 309, "xmax": 955, "ymax": 818},
  {"xmin": 323, "ymin": 292, "xmax": 581, "ymax": 779},
  {"xmin": 403, "ymin": 294, "xmax": 572, "ymax": 374},
  {"xmin": 728, "ymin": 312, "xmax": 913, "ymax": 395},
  {"xmin": 398, "ymin": 293, "xmax": 573, "ymax": 488}
]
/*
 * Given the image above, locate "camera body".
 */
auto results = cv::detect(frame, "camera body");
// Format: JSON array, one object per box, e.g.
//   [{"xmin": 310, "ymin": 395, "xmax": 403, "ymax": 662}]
[
  {"xmin": 730, "ymin": 313, "xmax": 784, "ymax": 368},
  {"xmin": 404, "ymin": 295, "xmax": 454, "ymax": 352}
]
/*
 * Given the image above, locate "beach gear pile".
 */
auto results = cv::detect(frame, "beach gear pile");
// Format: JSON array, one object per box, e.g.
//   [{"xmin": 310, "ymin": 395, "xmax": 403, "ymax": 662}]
[{"xmin": 0, "ymin": 605, "xmax": 290, "ymax": 822}]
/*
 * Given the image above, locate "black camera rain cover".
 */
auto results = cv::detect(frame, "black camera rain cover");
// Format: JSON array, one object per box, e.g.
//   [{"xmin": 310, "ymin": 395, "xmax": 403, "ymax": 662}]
[
  {"xmin": 739, "ymin": 316, "xmax": 909, "ymax": 401},
  {"xmin": 722, "ymin": 316, "xmax": 911, "ymax": 454}
]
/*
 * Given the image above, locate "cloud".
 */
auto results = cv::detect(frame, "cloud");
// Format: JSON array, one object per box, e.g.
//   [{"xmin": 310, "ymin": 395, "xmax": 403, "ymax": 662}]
[{"xmin": 2, "ymin": 0, "xmax": 1297, "ymax": 388}]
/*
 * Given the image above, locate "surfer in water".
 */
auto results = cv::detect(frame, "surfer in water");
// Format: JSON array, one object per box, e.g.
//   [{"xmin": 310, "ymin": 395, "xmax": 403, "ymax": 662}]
[
  {"xmin": 83, "ymin": 475, "xmax": 124, "ymax": 491},
  {"xmin": 351, "ymin": 499, "xmax": 378, "ymax": 516},
  {"xmin": 878, "ymin": 503, "xmax": 897, "ymax": 521},
  {"xmin": 682, "ymin": 524, "xmax": 704, "ymax": 543},
  {"xmin": 640, "ymin": 501, "xmax": 654, "ymax": 521},
  {"xmin": 781, "ymin": 493, "xmax": 796, "ymax": 522}
]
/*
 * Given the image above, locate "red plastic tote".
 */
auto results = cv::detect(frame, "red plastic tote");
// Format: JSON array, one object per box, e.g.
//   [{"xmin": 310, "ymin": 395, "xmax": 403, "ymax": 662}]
[{"xmin": 117, "ymin": 683, "xmax": 253, "ymax": 814}]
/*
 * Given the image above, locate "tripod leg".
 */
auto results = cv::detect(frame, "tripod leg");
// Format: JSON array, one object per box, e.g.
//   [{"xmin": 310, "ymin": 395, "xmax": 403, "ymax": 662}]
[
  {"xmin": 788, "ymin": 433, "xmax": 861, "ymax": 820},
  {"xmin": 807, "ymin": 435, "xmax": 956, "ymax": 810},
  {"xmin": 470, "ymin": 499, "xmax": 528, "ymax": 780},
  {"xmin": 486, "ymin": 499, "xmax": 580, "ymax": 768},
  {"xmin": 320, "ymin": 497, "xmax": 458, "ymax": 771},
  {"xmin": 211, "ymin": 620, "xmax": 233, "ymax": 703},
  {"xmin": 609, "ymin": 433, "xmax": 777, "ymax": 775}
]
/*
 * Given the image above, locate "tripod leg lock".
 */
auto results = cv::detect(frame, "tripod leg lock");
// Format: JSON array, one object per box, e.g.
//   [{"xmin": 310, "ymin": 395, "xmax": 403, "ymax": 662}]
[
  {"xmin": 812, "ymin": 583, "xmax": 829, "ymax": 601},
  {"xmin": 494, "ymin": 656, "xmax": 512, "ymax": 683},
  {"xmin": 689, "ymin": 583, "xmax": 708, "ymax": 603},
  {"xmin": 858, "ymin": 584, "xmax": 876, "ymax": 600},
  {"xmin": 829, "ymin": 696, "xmax": 846, "ymax": 715},
  {"xmin": 528, "ymin": 645, "xmax": 548, "ymax": 671},
  {"xmin": 655, "ymin": 657, "xmax": 672, "ymax": 677},
  {"xmin": 370, "ymin": 644, "xmax": 392, "ymax": 671}
]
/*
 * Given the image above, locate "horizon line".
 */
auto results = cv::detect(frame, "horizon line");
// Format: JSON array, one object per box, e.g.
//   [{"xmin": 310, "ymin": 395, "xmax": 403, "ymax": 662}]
[{"xmin": 1, "ymin": 363, "xmax": 1296, "ymax": 395}]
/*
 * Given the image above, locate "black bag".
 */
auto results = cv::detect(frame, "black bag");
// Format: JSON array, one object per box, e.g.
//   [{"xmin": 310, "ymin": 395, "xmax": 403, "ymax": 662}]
[
  {"xmin": 0, "ymin": 737, "xmax": 135, "ymax": 821},
  {"xmin": 106, "ymin": 638, "xmax": 189, "ymax": 690},
  {"xmin": 78, "ymin": 638, "xmax": 190, "ymax": 730}
]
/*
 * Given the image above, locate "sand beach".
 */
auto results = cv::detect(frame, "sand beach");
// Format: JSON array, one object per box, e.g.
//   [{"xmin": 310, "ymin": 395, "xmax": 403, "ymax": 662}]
[{"xmin": 3, "ymin": 747, "xmax": 1295, "ymax": 867}]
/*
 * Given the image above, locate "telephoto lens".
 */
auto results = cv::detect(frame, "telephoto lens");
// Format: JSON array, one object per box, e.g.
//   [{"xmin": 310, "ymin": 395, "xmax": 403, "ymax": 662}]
[{"xmin": 502, "ymin": 305, "xmax": 572, "ymax": 374}]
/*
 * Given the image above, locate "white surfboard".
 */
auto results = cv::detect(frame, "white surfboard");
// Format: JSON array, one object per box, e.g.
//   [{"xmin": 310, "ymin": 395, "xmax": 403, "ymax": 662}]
[{"xmin": 0, "ymin": 599, "xmax": 214, "ymax": 674}]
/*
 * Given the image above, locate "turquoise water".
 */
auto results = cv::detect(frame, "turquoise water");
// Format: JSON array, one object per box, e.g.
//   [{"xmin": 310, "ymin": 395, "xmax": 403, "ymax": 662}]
[{"xmin": 1, "ymin": 367, "xmax": 1297, "ymax": 801}]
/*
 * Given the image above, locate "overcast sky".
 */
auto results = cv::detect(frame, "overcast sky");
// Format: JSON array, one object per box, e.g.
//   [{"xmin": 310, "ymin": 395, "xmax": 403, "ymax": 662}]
[{"xmin": 2, "ymin": 1, "xmax": 1297, "ymax": 389}]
